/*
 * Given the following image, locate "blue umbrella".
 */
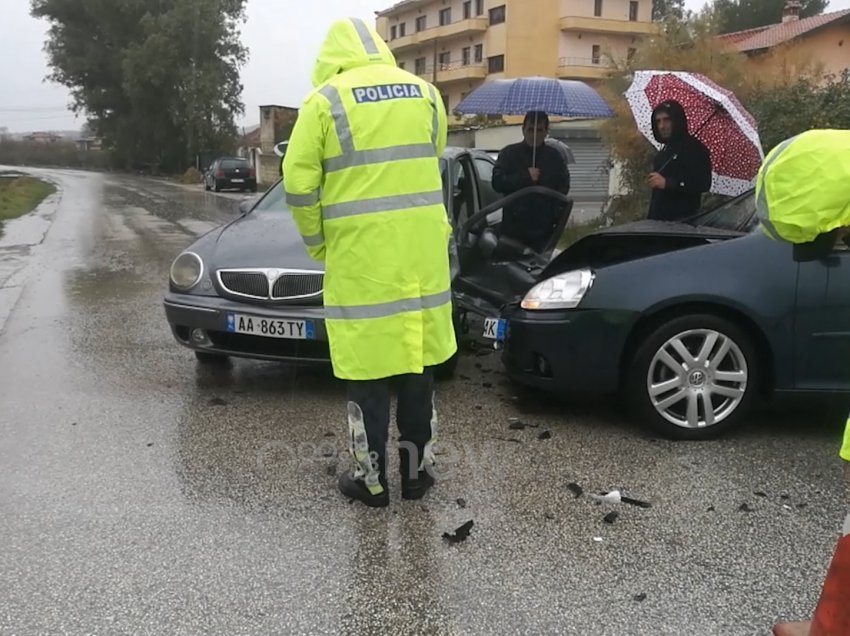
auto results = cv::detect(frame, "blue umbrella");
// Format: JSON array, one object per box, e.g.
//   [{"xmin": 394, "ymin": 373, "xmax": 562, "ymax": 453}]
[{"xmin": 454, "ymin": 76, "xmax": 615, "ymax": 118}]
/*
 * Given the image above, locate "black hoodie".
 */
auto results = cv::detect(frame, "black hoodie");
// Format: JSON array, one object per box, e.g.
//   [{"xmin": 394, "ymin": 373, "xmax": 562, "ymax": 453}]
[{"xmin": 647, "ymin": 100, "xmax": 712, "ymax": 221}]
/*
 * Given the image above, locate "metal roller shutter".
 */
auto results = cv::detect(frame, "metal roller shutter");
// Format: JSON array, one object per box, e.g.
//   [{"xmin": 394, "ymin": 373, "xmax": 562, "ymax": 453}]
[{"xmin": 553, "ymin": 136, "xmax": 610, "ymax": 202}]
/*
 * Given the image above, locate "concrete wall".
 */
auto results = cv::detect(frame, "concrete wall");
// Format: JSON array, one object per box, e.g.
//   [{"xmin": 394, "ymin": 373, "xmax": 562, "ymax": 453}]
[
  {"xmin": 259, "ymin": 106, "xmax": 298, "ymax": 154},
  {"xmin": 559, "ymin": 31, "xmax": 641, "ymax": 65},
  {"xmin": 258, "ymin": 153, "xmax": 281, "ymax": 187}
]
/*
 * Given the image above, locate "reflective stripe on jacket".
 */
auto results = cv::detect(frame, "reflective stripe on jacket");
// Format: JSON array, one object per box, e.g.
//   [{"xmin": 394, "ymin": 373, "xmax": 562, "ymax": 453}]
[
  {"xmin": 756, "ymin": 129, "xmax": 850, "ymax": 244},
  {"xmin": 282, "ymin": 17, "xmax": 456, "ymax": 381}
]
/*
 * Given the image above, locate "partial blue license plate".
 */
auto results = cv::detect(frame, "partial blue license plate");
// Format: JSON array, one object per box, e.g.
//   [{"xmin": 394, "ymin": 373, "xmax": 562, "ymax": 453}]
[
  {"xmin": 482, "ymin": 317, "xmax": 506, "ymax": 341},
  {"xmin": 226, "ymin": 313, "xmax": 315, "ymax": 339}
]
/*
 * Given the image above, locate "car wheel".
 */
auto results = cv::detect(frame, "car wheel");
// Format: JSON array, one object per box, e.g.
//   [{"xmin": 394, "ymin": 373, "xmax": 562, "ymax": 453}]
[
  {"xmin": 195, "ymin": 351, "xmax": 230, "ymax": 365},
  {"xmin": 626, "ymin": 314, "xmax": 757, "ymax": 440}
]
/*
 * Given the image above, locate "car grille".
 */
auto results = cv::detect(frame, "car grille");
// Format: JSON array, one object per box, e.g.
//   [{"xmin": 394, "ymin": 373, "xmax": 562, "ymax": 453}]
[{"xmin": 216, "ymin": 268, "xmax": 323, "ymax": 302}]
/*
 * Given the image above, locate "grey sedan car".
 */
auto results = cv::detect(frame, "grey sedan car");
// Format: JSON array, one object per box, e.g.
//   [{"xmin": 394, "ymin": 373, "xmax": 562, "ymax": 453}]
[{"xmin": 163, "ymin": 147, "xmax": 516, "ymax": 379}]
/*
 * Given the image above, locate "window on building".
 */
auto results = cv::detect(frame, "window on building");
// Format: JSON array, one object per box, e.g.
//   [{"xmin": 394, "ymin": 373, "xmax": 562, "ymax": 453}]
[
  {"xmin": 390, "ymin": 25, "xmax": 397, "ymax": 39},
  {"xmin": 440, "ymin": 8, "xmax": 451, "ymax": 25},
  {"xmin": 488, "ymin": 54, "xmax": 505, "ymax": 73},
  {"xmin": 399, "ymin": 22, "xmax": 406, "ymax": 36},
  {"xmin": 489, "ymin": 5, "xmax": 506, "ymax": 25},
  {"xmin": 463, "ymin": 1, "xmax": 471, "ymax": 19},
  {"xmin": 462, "ymin": 47, "xmax": 471, "ymax": 65},
  {"xmin": 439, "ymin": 51, "xmax": 451, "ymax": 68},
  {"xmin": 475, "ymin": 0, "xmax": 484, "ymax": 15},
  {"xmin": 474, "ymin": 44, "xmax": 484, "ymax": 62},
  {"xmin": 592, "ymin": 45, "xmax": 601, "ymax": 64},
  {"xmin": 627, "ymin": 47, "xmax": 637, "ymax": 62},
  {"xmin": 629, "ymin": 1, "xmax": 639, "ymax": 21},
  {"xmin": 594, "ymin": 0, "xmax": 603, "ymax": 17},
  {"xmin": 415, "ymin": 57, "xmax": 427, "ymax": 75},
  {"xmin": 416, "ymin": 15, "xmax": 427, "ymax": 31}
]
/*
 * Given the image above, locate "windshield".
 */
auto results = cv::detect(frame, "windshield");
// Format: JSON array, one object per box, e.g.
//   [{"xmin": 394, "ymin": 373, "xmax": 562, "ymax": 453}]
[
  {"xmin": 687, "ymin": 190, "xmax": 757, "ymax": 232},
  {"xmin": 250, "ymin": 180, "xmax": 288, "ymax": 213},
  {"xmin": 221, "ymin": 159, "xmax": 249, "ymax": 169}
]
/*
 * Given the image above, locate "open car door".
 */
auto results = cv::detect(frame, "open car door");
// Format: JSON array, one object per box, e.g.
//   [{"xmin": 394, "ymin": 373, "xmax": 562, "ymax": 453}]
[{"xmin": 446, "ymin": 150, "xmax": 574, "ymax": 335}]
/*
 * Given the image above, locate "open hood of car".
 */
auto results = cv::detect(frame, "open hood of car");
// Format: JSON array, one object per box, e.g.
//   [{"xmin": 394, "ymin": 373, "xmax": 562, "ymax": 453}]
[
  {"xmin": 543, "ymin": 219, "xmax": 746, "ymax": 279},
  {"xmin": 209, "ymin": 209, "xmax": 321, "ymax": 272}
]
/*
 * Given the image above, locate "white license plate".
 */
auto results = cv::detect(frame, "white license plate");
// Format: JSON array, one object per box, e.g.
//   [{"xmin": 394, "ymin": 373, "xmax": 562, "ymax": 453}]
[
  {"xmin": 225, "ymin": 313, "xmax": 315, "ymax": 339},
  {"xmin": 482, "ymin": 317, "xmax": 506, "ymax": 340},
  {"xmin": 231, "ymin": 178, "xmax": 245, "ymax": 183}
]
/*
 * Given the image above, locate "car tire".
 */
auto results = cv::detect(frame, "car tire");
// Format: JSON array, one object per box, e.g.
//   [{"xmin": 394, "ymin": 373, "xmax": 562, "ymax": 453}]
[
  {"xmin": 625, "ymin": 313, "xmax": 758, "ymax": 441},
  {"xmin": 195, "ymin": 351, "xmax": 230, "ymax": 365}
]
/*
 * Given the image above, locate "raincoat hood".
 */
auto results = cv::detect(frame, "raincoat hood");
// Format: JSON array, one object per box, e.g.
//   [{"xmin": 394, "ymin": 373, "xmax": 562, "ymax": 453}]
[
  {"xmin": 651, "ymin": 99, "xmax": 689, "ymax": 144},
  {"xmin": 310, "ymin": 18, "xmax": 397, "ymax": 87},
  {"xmin": 756, "ymin": 129, "xmax": 850, "ymax": 245}
]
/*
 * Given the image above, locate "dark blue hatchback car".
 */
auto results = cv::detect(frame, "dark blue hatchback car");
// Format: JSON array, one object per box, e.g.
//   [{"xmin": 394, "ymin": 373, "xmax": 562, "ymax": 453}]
[{"xmin": 455, "ymin": 186, "xmax": 850, "ymax": 440}]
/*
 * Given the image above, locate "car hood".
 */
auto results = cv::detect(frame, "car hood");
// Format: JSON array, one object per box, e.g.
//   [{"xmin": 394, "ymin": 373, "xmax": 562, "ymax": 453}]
[
  {"xmin": 209, "ymin": 209, "xmax": 321, "ymax": 271},
  {"xmin": 543, "ymin": 219, "xmax": 747, "ymax": 278}
]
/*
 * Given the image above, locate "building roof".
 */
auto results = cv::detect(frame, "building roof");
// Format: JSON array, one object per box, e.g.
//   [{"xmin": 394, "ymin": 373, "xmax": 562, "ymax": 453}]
[
  {"xmin": 718, "ymin": 8, "xmax": 850, "ymax": 52},
  {"xmin": 376, "ymin": 0, "xmax": 429, "ymax": 18}
]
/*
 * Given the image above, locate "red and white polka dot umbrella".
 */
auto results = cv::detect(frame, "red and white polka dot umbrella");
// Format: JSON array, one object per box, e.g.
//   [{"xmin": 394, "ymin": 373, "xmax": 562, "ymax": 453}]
[{"xmin": 625, "ymin": 70, "xmax": 764, "ymax": 197}]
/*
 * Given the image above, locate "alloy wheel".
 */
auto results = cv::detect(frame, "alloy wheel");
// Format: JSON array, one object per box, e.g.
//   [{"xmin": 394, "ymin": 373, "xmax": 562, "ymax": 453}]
[{"xmin": 646, "ymin": 328, "xmax": 748, "ymax": 430}]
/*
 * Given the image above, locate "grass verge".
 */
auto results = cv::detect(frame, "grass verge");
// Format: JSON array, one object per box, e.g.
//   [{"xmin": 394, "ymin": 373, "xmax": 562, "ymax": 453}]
[{"xmin": 0, "ymin": 175, "xmax": 56, "ymax": 224}]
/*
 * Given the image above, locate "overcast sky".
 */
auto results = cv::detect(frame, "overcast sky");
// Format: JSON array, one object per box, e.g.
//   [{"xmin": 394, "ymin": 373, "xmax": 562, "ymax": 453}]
[{"xmin": 2, "ymin": 0, "xmax": 849, "ymax": 133}]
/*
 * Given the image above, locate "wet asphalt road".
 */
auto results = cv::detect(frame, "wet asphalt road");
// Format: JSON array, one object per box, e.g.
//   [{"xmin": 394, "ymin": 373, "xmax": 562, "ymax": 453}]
[{"xmin": 1, "ymin": 167, "xmax": 849, "ymax": 635}]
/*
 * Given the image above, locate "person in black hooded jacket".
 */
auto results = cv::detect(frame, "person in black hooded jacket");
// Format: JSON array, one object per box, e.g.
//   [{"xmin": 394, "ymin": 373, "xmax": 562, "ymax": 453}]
[{"xmin": 646, "ymin": 99, "xmax": 712, "ymax": 221}]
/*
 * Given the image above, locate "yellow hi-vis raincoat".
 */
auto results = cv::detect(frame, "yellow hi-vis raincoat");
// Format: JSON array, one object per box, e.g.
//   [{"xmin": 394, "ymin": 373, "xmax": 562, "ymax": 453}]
[
  {"xmin": 282, "ymin": 17, "xmax": 456, "ymax": 381},
  {"xmin": 755, "ymin": 129, "xmax": 850, "ymax": 461},
  {"xmin": 756, "ymin": 129, "xmax": 850, "ymax": 245}
]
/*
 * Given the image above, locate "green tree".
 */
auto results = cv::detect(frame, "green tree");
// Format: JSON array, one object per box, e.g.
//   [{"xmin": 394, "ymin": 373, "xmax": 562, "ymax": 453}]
[
  {"xmin": 712, "ymin": 0, "xmax": 829, "ymax": 34},
  {"xmin": 31, "ymin": 0, "xmax": 248, "ymax": 173},
  {"xmin": 652, "ymin": 0, "xmax": 686, "ymax": 21}
]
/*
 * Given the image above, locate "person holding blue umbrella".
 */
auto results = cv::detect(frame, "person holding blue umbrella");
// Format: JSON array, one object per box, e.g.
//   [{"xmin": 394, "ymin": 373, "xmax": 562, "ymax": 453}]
[{"xmin": 491, "ymin": 110, "xmax": 570, "ymax": 252}]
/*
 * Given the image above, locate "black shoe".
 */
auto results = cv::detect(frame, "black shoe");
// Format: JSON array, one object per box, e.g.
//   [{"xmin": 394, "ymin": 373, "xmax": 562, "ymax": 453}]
[
  {"xmin": 337, "ymin": 472, "xmax": 389, "ymax": 508},
  {"xmin": 401, "ymin": 470, "xmax": 435, "ymax": 500}
]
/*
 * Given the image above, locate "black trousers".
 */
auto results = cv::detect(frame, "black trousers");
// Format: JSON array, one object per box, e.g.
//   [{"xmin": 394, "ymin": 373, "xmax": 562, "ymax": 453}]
[{"xmin": 346, "ymin": 367, "xmax": 436, "ymax": 492}]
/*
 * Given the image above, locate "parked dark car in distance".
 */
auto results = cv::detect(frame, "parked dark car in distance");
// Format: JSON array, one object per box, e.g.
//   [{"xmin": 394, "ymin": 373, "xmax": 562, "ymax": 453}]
[{"xmin": 204, "ymin": 157, "xmax": 257, "ymax": 193}]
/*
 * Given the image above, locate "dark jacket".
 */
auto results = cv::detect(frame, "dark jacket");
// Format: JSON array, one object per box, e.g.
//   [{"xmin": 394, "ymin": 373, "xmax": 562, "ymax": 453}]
[
  {"xmin": 648, "ymin": 100, "xmax": 712, "ymax": 222},
  {"xmin": 492, "ymin": 141, "xmax": 570, "ymax": 250}
]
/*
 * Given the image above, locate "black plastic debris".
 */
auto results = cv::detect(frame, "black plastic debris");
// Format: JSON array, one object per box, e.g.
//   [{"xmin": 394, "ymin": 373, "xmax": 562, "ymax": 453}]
[
  {"xmin": 780, "ymin": 494, "xmax": 790, "ymax": 500},
  {"xmin": 545, "ymin": 512, "xmax": 555, "ymax": 520},
  {"xmin": 567, "ymin": 483, "xmax": 583, "ymax": 498},
  {"xmin": 324, "ymin": 432, "xmax": 334, "ymax": 437},
  {"xmin": 443, "ymin": 520, "xmax": 474, "ymax": 544},
  {"xmin": 708, "ymin": 506, "xmax": 715, "ymax": 512},
  {"xmin": 634, "ymin": 593, "xmax": 647, "ymax": 603},
  {"xmin": 71, "ymin": 422, "xmax": 77, "ymax": 426},
  {"xmin": 509, "ymin": 420, "xmax": 526, "ymax": 430},
  {"xmin": 482, "ymin": 382, "xmax": 493, "ymax": 388},
  {"xmin": 326, "ymin": 465, "xmax": 336, "ymax": 476},
  {"xmin": 754, "ymin": 491, "xmax": 767, "ymax": 498},
  {"xmin": 621, "ymin": 495, "xmax": 652, "ymax": 509},
  {"xmin": 459, "ymin": 374, "xmax": 472, "ymax": 381},
  {"xmin": 603, "ymin": 511, "xmax": 619, "ymax": 524},
  {"xmin": 456, "ymin": 498, "xmax": 467, "ymax": 508},
  {"xmin": 739, "ymin": 503, "xmax": 753, "ymax": 512},
  {"xmin": 797, "ymin": 503, "xmax": 808, "ymax": 509},
  {"xmin": 475, "ymin": 405, "xmax": 483, "ymax": 410},
  {"xmin": 538, "ymin": 430, "xmax": 552, "ymax": 440},
  {"xmin": 146, "ymin": 443, "xmax": 154, "ymax": 447},
  {"xmin": 208, "ymin": 397, "xmax": 228, "ymax": 406}
]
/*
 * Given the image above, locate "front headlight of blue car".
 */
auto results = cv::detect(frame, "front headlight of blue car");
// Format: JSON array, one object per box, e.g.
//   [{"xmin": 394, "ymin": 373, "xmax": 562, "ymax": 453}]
[
  {"xmin": 521, "ymin": 268, "xmax": 594, "ymax": 310},
  {"xmin": 170, "ymin": 251, "xmax": 204, "ymax": 290}
]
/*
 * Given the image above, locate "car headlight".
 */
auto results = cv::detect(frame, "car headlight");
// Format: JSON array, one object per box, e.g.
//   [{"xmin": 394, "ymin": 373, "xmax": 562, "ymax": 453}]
[
  {"xmin": 170, "ymin": 251, "xmax": 204, "ymax": 290},
  {"xmin": 521, "ymin": 269, "xmax": 594, "ymax": 310}
]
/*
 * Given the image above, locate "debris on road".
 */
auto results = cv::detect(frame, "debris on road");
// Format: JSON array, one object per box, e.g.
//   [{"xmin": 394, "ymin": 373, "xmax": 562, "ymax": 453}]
[
  {"xmin": 208, "ymin": 397, "xmax": 228, "ymax": 406},
  {"xmin": 567, "ymin": 482, "xmax": 583, "ymax": 498},
  {"xmin": 708, "ymin": 506, "xmax": 716, "ymax": 512},
  {"xmin": 456, "ymin": 498, "xmax": 467, "ymax": 508},
  {"xmin": 537, "ymin": 430, "xmax": 552, "ymax": 440},
  {"xmin": 146, "ymin": 443, "xmax": 153, "ymax": 447},
  {"xmin": 493, "ymin": 436, "xmax": 521, "ymax": 443},
  {"xmin": 603, "ymin": 511, "xmax": 619, "ymax": 524},
  {"xmin": 326, "ymin": 464, "xmax": 336, "ymax": 476},
  {"xmin": 443, "ymin": 520, "xmax": 474, "ymax": 544},
  {"xmin": 739, "ymin": 503, "xmax": 753, "ymax": 512},
  {"xmin": 755, "ymin": 491, "xmax": 767, "ymax": 498},
  {"xmin": 323, "ymin": 431, "xmax": 334, "ymax": 437},
  {"xmin": 593, "ymin": 537, "xmax": 604, "ymax": 543},
  {"xmin": 590, "ymin": 489, "xmax": 652, "ymax": 508},
  {"xmin": 544, "ymin": 512, "xmax": 555, "ymax": 520},
  {"xmin": 482, "ymin": 382, "xmax": 493, "ymax": 389},
  {"xmin": 634, "ymin": 593, "xmax": 647, "ymax": 602}
]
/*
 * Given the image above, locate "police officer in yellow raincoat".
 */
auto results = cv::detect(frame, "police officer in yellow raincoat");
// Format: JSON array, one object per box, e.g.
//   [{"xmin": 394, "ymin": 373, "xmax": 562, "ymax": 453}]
[
  {"xmin": 756, "ymin": 128, "xmax": 850, "ymax": 532},
  {"xmin": 282, "ymin": 17, "xmax": 456, "ymax": 508}
]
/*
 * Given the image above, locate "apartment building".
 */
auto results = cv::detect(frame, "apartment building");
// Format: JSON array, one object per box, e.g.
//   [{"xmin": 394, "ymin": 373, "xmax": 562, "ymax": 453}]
[{"xmin": 375, "ymin": 0, "xmax": 658, "ymax": 117}]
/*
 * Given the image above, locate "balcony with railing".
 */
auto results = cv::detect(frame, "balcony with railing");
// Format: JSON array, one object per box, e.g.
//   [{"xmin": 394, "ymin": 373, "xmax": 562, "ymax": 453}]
[
  {"xmin": 559, "ymin": 15, "xmax": 660, "ymax": 35},
  {"xmin": 556, "ymin": 56, "xmax": 614, "ymax": 80},
  {"xmin": 387, "ymin": 17, "xmax": 489, "ymax": 52},
  {"xmin": 413, "ymin": 59, "xmax": 488, "ymax": 83}
]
